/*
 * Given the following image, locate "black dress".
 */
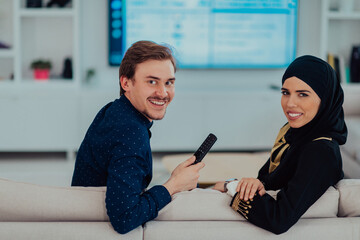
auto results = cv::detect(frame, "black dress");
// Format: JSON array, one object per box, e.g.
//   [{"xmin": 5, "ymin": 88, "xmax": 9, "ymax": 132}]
[
  {"xmin": 231, "ymin": 55, "xmax": 347, "ymax": 234},
  {"xmin": 231, "ymin": 138, "xmax": 343, "ymax": 234}
]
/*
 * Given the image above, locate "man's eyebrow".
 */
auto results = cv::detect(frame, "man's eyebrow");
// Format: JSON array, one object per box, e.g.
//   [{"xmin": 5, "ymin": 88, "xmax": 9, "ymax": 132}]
[
  {"xmin": 146, "ymin": 75, "xmax": 160, "ymax": 80},
  {"xmin": 146, "ymin": 76, "xmax": 176, "ymax": 81}
]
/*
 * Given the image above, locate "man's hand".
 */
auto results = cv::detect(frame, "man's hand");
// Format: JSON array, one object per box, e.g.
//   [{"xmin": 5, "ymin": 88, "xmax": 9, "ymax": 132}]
[
  {"xmin": 163, "ymin": 156, "xmax": 205, "ymax": 196},
  {"xmin": 236, "ymin": 178, "xmax": 266, "ymax": 201}
]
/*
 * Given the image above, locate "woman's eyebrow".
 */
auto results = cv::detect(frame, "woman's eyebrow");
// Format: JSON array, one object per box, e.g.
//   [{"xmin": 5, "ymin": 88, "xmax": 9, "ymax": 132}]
[
  {"xmin": 295, "ymin": 90, "xmax": 311, "ymax": 93},
  {"xmin": 281, "ymin": 88, "xmax": 311, "ymax": 93}
]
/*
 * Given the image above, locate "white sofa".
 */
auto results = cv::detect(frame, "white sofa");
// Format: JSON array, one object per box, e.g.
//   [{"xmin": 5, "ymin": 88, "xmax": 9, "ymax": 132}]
[{"xmin": 0, "ymin": 177, "xmax": 359, "ymax": 240}]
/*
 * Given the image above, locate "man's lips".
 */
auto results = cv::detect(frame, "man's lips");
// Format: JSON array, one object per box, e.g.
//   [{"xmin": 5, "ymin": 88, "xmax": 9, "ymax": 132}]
[
  {"xmin": 148, "ymin": 98, "xmax": 169, "ymax": 106},
  {"xmin": 287, "ymin": 111, "xmax": 303, "ymax": 120}
]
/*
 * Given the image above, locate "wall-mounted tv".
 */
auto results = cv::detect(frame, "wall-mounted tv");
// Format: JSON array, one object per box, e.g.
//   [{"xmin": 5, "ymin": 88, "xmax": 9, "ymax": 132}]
[{"xmin": 109, "ymin": 0, "xmax": 297, "ymax": 68}]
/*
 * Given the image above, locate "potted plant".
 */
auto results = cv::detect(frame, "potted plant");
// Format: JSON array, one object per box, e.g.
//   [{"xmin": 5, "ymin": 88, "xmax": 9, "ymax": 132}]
[{"xmin": 30, "ymin": 59, "xmax": 52, "ymax": 81}]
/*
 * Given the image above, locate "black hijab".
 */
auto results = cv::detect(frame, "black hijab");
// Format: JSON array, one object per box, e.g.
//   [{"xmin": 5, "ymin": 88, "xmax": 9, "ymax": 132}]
[{"xmin": 282, "ymin": 55, "xmax": 347, "ymax": 145}]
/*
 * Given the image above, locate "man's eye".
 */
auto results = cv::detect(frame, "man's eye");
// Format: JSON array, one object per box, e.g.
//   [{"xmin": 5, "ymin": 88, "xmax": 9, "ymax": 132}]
[
  {"xmin": 281, "ymin": 91, "xmax": 288, "ymax": 95},
  {"xmin": 149, "ymin": 80, "xmax": 156, "ymax": 85},
  {"xmin": 166, "ymin": 81, "xmax": 174, "ymax": 86}
]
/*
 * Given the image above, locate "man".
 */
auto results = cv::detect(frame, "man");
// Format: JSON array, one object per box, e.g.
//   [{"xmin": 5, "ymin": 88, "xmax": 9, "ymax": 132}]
[{"xmin": 72, "ymin": 41, "xmax": 204, "ymax": 234}]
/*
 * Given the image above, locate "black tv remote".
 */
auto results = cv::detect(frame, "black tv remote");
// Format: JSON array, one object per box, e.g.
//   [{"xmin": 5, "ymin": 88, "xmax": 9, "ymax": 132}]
[{"xmin": 193, "ymin": 133, "xmax": 217, "ymax": 164}]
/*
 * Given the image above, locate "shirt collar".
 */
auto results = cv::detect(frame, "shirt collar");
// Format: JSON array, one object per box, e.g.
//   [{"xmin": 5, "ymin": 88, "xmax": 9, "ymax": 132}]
[{"xmin": 119, "ymin": 95, "xmax": 153, "ymax": 131}]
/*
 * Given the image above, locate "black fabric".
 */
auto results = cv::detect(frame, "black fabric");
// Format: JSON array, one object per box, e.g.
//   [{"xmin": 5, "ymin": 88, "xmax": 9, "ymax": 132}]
[
  {"xmin": 282, "ymin": 55, "xmax": 347, "ymax": 146},
  {"xmin": 232, "ymin": 55, "xmax": 346, "ymax": 234}
]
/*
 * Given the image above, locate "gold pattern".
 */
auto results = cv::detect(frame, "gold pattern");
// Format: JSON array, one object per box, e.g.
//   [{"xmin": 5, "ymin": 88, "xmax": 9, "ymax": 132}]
[
  {"xmin": 268, "ymin": 125, "xmax": 333, "ymax": 173},
  {"xmin": 231, "ymin": 193, "xmax": 256, "ymax": 220},
  {"xmin": 269, "ymin": 124, "xmax": 290, "ymax": 173},
  {"xmin": 313, "ymin": 137, "xmax": 332, "ymax": 141}
]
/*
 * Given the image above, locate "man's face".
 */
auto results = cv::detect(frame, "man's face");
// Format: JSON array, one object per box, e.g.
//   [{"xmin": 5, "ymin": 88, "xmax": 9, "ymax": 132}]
[{"xmin": 121, "ymin": 59, "xmax": 175, "ymax": 121}]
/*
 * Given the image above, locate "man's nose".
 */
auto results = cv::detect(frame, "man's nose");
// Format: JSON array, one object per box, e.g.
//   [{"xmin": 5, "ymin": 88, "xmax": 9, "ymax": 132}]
[{"xmin": 156, "ymin": 84, "xmax": 168, "ymax": 97}]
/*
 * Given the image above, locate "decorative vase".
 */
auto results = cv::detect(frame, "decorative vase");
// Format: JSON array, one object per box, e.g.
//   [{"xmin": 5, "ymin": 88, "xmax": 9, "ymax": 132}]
[{"xmin": 33, "ymin": 69, "xmax": 50, "ymax": 81}]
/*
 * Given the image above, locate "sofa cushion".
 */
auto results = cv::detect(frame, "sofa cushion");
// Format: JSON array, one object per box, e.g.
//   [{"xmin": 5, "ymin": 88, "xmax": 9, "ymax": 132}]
[
  {"xmin": 336, "ymin": 179, "xmax": 360, "ymax": 217},
  {"xmin": 0, "ymin": 178, "xmax": 108, "ymax": 221},
  {"xmin": 144, "ymin": 218, "xmax": 360, "ymax": 240},
  {"xmin": 0, "ymin": 222, "xmax": 142, "ymax": 240},
  {"xmin": 156, "ymin": 187, "xmax": 339, "ymax": 221},
  {"xmin": 156, "ymin": 188, "xmax": 243, "ymax": 221}
]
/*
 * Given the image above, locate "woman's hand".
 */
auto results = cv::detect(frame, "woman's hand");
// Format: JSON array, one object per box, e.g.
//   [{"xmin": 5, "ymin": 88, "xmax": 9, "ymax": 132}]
[
  {"xmin": 212, "ymin": 181, "xmax": 226, "ymax": 192},
  {"xmin": 236, "ymin": 178, "xmax": 266, "ymax": 201}
]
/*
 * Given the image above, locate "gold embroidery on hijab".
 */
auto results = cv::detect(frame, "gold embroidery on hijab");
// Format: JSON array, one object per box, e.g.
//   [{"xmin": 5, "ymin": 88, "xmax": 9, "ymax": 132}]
[
  {"xmin": 269, "ymin": 124, "xmax": 290, "ymax": 173},
  {"xmin": 269, "ymin": 124, "xmax": 332, "ymax": 174}
]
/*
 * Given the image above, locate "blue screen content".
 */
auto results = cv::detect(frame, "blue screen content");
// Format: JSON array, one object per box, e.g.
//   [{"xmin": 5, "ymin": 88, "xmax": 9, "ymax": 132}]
[{"xmin": 108, "ymin": 0, "xmax": 297, "ymax": 68}]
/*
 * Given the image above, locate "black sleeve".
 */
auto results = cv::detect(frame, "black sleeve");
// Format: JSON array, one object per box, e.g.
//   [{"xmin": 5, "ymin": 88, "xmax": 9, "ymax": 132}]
[
  {"xmin": 257, "ymin": 158, "xmax": 270, "ymax": 189},
  {"xmin": 231, "ymin": 141, "xmax": 343, "ymax": 234}
]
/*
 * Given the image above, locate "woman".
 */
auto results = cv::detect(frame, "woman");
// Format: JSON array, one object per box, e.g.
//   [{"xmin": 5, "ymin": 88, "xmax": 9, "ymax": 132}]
[{"xmin": 213, "ymin": 55, "xmax": 347, "ymax": 234}]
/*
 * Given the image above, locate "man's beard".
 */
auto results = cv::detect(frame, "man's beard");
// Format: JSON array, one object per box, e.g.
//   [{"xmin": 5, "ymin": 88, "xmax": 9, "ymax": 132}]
[
  {"xmin": 142, "ymin": 109, "xmax": 167, "ymax": 121},
  {"xmin": 143, "ymin": 96, "xmax": 170, "ymax": 120}
]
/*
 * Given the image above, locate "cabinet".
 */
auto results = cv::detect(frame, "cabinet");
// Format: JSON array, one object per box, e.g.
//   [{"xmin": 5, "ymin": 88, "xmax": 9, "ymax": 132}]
[
  {"xmin": 0, "ymin": 0, "xmax": 80, "ymax": 157},
  {"xmin": 0, "ymin": 0, "xmax": 15, "ymax": 83},
  {"xmin": 0, "ymin": 0, "xmax": 79, "ymax": 86},
  {"xmin": 320, "ymin": 0, "xmax": 360, "ymax": 84}
]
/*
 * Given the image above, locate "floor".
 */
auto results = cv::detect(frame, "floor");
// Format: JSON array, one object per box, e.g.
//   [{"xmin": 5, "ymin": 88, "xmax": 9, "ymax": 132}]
[{"xmin": 0, "ymin": 152, "xmax": 174, "ymax": 188}]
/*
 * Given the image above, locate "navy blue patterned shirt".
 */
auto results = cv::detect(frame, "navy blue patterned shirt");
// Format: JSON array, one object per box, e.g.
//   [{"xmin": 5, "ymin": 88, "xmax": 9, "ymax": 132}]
[{"xmin": 72, "ymin": 95, "xmax": 171, "ymax": 234}]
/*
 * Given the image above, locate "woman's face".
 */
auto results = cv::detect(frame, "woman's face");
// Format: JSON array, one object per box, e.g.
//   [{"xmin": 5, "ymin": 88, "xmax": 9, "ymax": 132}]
[{"xmin": 281, "ymin": 77, "xmax": 321, "ymax": 128}]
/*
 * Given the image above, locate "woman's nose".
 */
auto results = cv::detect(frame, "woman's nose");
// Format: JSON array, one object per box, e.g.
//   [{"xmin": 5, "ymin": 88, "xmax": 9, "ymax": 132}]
[{"xmin": 287, "ymin": 96, "xmax": 297, "ymax": 107}]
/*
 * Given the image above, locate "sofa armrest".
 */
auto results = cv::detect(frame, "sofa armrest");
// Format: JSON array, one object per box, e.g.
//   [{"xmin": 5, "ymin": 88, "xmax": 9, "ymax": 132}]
[
  {"xmin": 0, "ymin": 178, "xmax": 108, "ymax": 221},
  {"xmin": 336, "ymin": 179, "xmax": 360, "ymax": 217}
]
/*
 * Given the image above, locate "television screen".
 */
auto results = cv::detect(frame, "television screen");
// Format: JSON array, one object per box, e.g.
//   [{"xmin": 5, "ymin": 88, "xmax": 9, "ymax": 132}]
[{"xmin": 109, "ymin": 0, "xmax": 298, "ymax": 68}]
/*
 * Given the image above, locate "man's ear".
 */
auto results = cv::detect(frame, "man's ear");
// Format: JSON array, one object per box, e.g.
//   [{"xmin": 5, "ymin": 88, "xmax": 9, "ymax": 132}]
[{"xmin": 120, "ymin": 76, "xmax": 132, "ymax": 92}]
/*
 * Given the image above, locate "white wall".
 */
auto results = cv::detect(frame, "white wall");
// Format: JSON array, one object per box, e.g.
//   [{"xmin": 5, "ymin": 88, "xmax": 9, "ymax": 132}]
[
  {"xmin": 78, "ymin": 0, "xmax": 323, "ymax": 151},
  {"xmin": 80, "ymin": 0, "xmax": 322, "ymax": 90}
]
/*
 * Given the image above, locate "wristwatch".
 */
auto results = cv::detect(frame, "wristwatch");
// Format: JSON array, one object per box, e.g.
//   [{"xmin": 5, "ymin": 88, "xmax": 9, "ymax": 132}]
[{"xmin": 224, "ymin": 178, "xmax": 238, "ymax": 192}]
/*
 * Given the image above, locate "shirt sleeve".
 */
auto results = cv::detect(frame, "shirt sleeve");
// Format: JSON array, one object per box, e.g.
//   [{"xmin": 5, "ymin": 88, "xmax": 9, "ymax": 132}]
[
  {"xmin": 105, "ymin": 153, "xmax": 171, "ymax": 234},
  {"xmin": 230, "ymin": 141, "xmax": 343, "ymax": 234},
  {"xmin": 226, "ymin": 180, "xmax": 239, "ymax": 197},
  {"xmin": 104, "ymin": 122, "xmax": 171, "ymax": 235}
]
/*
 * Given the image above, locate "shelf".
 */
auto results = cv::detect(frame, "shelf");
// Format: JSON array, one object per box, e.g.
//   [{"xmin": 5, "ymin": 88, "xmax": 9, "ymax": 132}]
[
  {"xmin": 327, "ymin": 11, "xmax": 360, "ymax": 20},
  {"xmin": 19, "ymin": 8, "xmax": 75, "ymax": 17},
  {"xmin": 13, "ymin": 79, "xmax": 77, "ymax": 90},
  {"xmin": 0, "ymin": 79, "xmax": 14, "ymax": 84},
  {"xmin": 21, "ymin": 78, "xmax": 75, "ymax": 83},
  {"xmin": 0, "ymin": 49, "xmax": 14, "ymax": 58}
]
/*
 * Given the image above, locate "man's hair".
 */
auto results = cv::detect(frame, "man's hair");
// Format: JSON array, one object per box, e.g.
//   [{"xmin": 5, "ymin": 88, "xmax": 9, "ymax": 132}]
[{"xmin": 119, "ymin": 41, "xmax": 177, "ymax": 96}]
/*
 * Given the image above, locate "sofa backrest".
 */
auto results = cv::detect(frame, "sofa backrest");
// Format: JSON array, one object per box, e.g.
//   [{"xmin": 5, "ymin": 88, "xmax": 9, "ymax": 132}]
[
  {"xmin": 155, "ymin": 187, "xmax": 339, "ymax": 221},
  {"xmin": 0, "ymin": 178, "xmax": 358, "ymax": 222}
]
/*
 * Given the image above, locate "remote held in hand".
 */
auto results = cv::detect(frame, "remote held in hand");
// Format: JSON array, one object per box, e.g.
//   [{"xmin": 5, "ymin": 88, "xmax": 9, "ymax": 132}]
[{"xmin": 193, "ymin": 133, "xmax": 217, "ymax": 164}]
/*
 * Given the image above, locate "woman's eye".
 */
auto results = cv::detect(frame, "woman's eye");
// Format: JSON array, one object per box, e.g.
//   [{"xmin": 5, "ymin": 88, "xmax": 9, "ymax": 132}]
[
  {"xmin": 149, "ymin": 80, "xmax": 156, "ymax": 85},
  {"xmin": 299, "ymin": 93, "xmax": 308, "ymax": 97}
]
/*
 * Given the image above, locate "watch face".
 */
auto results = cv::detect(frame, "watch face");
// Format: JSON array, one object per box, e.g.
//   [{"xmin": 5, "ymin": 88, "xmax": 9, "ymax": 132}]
[{"xmin": 226, "ymin": 178, "xmax": 238, "ymax": 183}]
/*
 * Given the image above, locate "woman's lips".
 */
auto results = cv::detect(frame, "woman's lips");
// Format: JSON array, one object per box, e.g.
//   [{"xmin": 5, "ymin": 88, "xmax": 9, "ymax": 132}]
[{"xmin": 287, "ymin": 112, "xmax": 303, "ymax": 120}]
